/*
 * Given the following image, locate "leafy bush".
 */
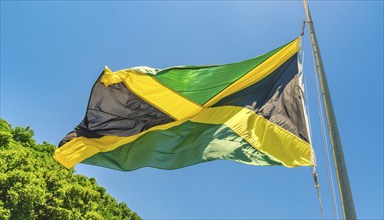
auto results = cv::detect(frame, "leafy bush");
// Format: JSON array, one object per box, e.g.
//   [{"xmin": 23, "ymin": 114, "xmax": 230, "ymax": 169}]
[{"xmin": 0, "ymin": 118, "xmax": 141, "ymax": 220}]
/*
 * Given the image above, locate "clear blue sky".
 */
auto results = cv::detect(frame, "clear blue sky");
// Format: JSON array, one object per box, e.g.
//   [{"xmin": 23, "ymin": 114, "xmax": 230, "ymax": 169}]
[{"xmin": 1, "ymin": 1, "xmax": 383, "ymax": 219}]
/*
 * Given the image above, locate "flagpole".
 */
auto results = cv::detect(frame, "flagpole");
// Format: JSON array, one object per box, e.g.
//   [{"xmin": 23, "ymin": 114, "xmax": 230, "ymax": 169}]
[{"xmin": 303, "ymin": 0, "xmax": 357, "ymax": 219}]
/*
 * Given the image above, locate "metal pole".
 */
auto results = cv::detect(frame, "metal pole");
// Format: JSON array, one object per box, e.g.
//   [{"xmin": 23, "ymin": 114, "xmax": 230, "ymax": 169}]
[{"xmin": 303, "ymin": 0, "xmax": 357, "ymax": 219}]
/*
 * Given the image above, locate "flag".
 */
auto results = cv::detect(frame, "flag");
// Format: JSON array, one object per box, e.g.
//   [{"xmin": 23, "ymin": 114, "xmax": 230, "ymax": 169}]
[{"xmin": 54, "ymin": 37, "xmax": 315, "ymax": 171}]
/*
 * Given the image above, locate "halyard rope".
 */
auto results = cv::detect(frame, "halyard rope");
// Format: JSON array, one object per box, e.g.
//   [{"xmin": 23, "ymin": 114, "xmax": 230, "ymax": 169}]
[{"xmin": 305, "ymin": 20, "xmax": 340, "ymax": 219}]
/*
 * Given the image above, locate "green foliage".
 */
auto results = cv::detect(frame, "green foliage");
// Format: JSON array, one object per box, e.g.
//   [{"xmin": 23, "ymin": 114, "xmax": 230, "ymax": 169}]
[
  {"xmin": 0, "ymin": 119, "xmax": 12, "ymax": 133},
  {"xmin": 0, "ymin": 131, "xmax": 12, "ymax": 147},
  {"xmin": 0, "ymin": 119, "xmax": 13, "ymax": 147},
  {"xmin": 12, "ymin": 126, "xmax": 35, "ymax": 147},
  {"xmin": 0, "ymin": 118, "xmax": 141, "ymax": 220}
]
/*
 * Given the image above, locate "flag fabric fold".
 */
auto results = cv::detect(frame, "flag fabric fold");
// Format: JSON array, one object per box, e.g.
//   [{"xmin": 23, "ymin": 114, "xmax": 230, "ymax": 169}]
[{"xmin": 54, "ymin": 37, "xmax": 315, "ymax": 171}]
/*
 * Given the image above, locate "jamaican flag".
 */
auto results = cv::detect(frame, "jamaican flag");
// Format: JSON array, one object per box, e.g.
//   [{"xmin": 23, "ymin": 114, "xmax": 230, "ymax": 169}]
[{"xmin": 54, "ymin": 37, "xmax": 315, "ymax": 171}]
